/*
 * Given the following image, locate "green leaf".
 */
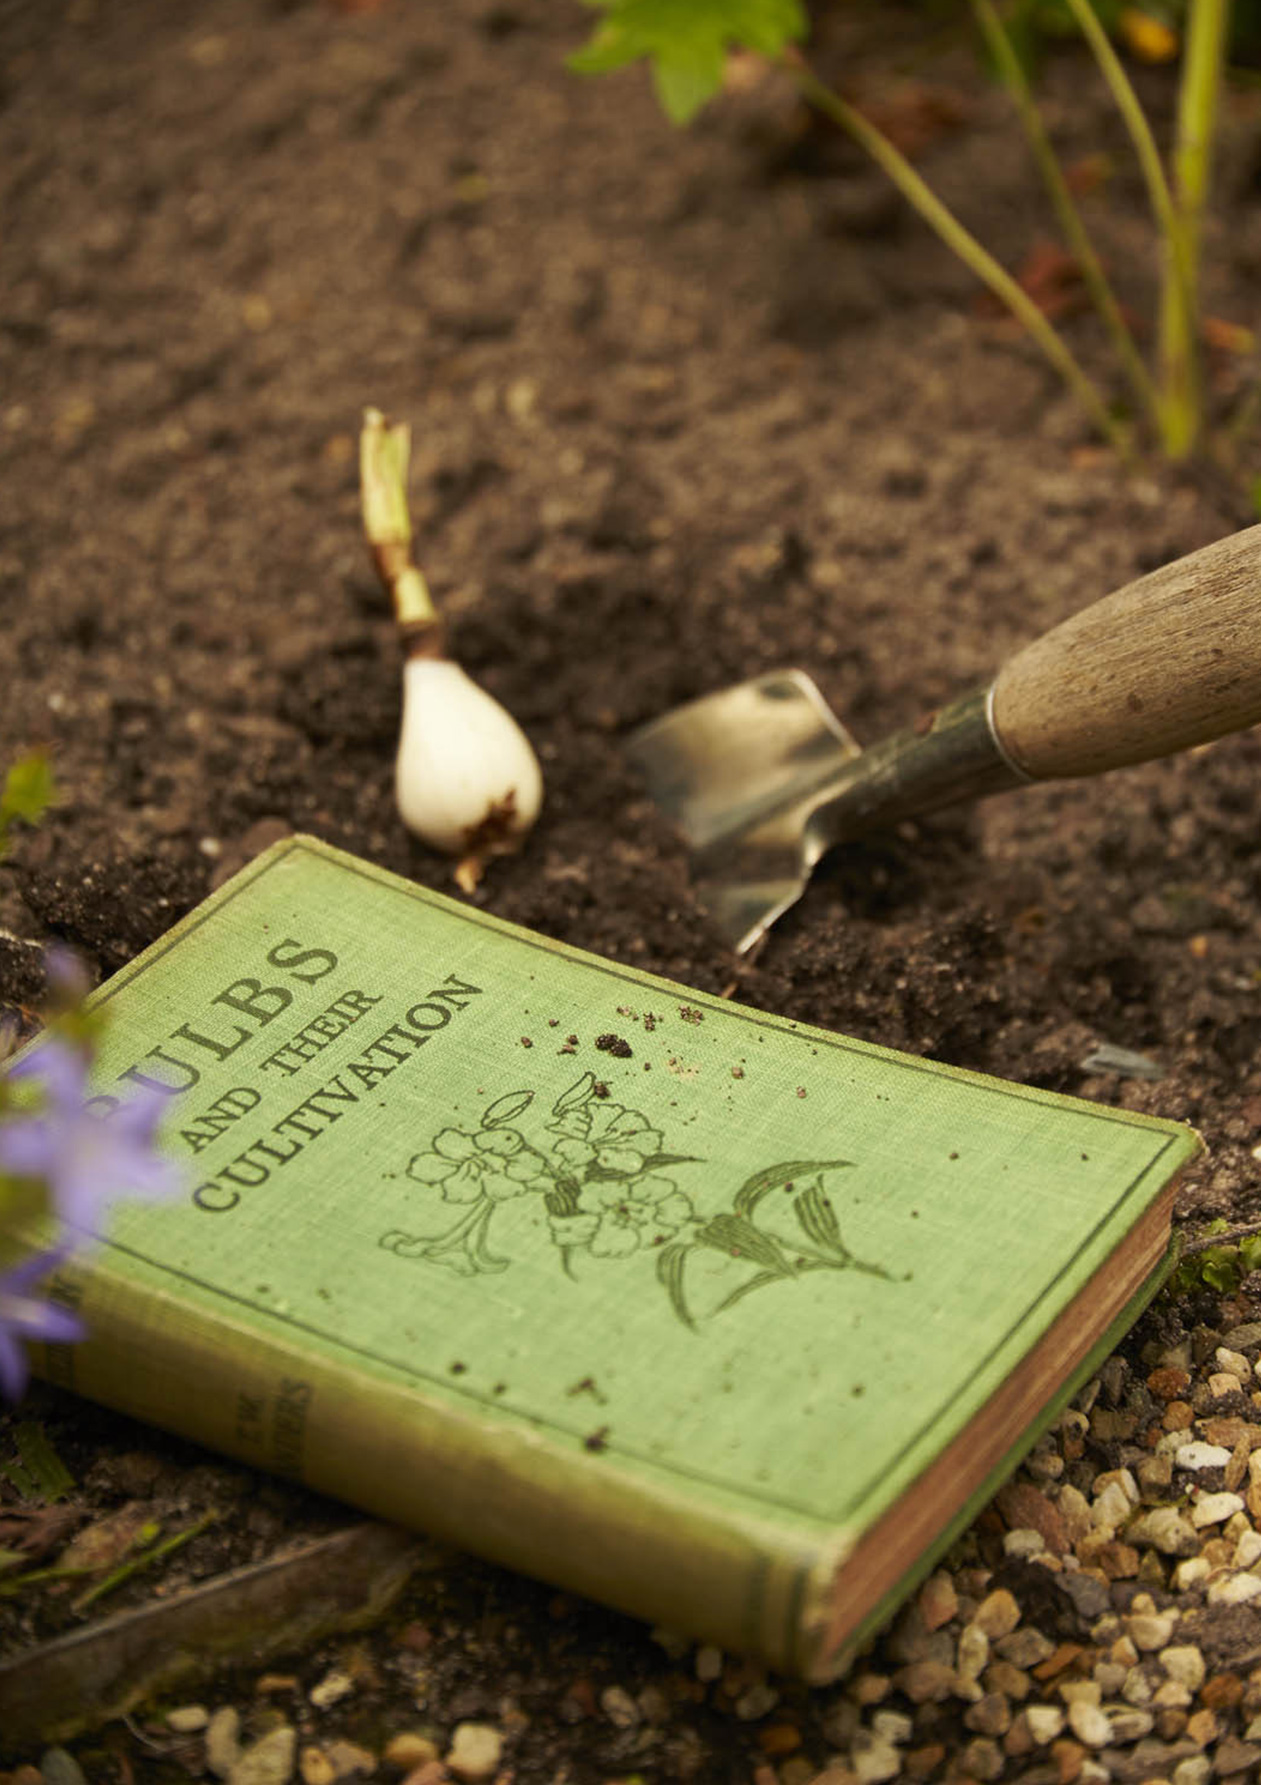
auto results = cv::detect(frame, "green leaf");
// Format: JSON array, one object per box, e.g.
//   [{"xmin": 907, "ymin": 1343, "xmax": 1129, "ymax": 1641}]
[
  {"xmin": 656, "ymin": 1241, "xmax": 696, "ymax": 1329},
  {"xmin": 694, "ymin": 1211, "xmax": 794, "ymax": 1275},
  {"xmin": 793, "ymin": 1180, "xmax": 845, "ymax": 1254},
  {"xmin": 13, "ymin": 1423, "xmax": 75, "ymax": 1503},
  {"xmin": 1240, "ymin": 1234, "xmax": 1261, "ymax": 1275},
  {"xmin": 481, "ymin": 1089, "xmax": 534, "ymax": 1129},
  {"xmin": 734, "ymin": 1158, "xmax": 852, "ymax": 1219},
  {"xmin": 711, "ymin": 1267, "xmax": 784, "ymax": 1316},
  {"xmin": 0, "ymin": 753, "xmax": 56, "ymax": 855},
  {"xmin": 568, "ymin": 0, "xmax": 808, "ymax": 125}
]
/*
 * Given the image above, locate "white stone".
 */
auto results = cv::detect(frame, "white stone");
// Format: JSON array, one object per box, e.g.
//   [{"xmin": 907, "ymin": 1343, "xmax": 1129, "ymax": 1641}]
[
  {"xmin": 1154, "ymin": 1679, "xmax": 1193, "ymax": 1709},
  {"xmin": 1067, "ymin": 1700, "xmax": 1112, "ymax": 1748},
  {"xmin": 850, "ymin": 1733, "xmax": 902, "ymax": 1784},
  {"xmin": 308, "ymin": 1671, "xmax": 355, "ymax": 1710},
  {"xmin": 206, "ymin": 1709, "xmax": 242, "ymax": 1781},
  {"xmin": 1122, "ymin": 1667, "xmax": 1153, "ymax": 1707},
  {"xmin": 1207, "ymin": 1571, "xmax": 1261, "ymax": 1605},
  {"xmin": 1107, "ymin": 1707, "xmax": 1154, "ymax": 1742},
  {"xmin": 445, "ymin": 1724, "xmax": 503, "ymax": 1782},
  {"xmin": 1173, "ymin": 1555, "xmax": 1211, "ymax": 1589},
  {"xmin": 871, "ymin": 1710, "xmax": 913, "ymax": 1745},
  {"xmin": 1215, "ymin": 1346, "xmax": 1250, "ymax": 1379},
  {"xmin": 600, "ymin": 1686, "xmax": 640, "ymax": 1728},
  {"xmin": 1127, "ymin": 1507, "xmax": 1199, "ymax": 1555},
  {"xmin": 1235, "ymin": 1528, "xmax": 1261, "ymax": 1568},
  {"xmin": 1125, "ymin": 1610, "xmax": 1177, "ymax": 1651},
  {"xmin": 1208, "ymin": 1371, "xmax": 1243, "ymax": 1398},
  {"xmin": 1191, "ymin": 1490, "xmax": 1245, "ymax": 1527},
  {"xmin": 1173, "ymin": 1758, "xmax": 1212, "ymax": 1785},
  {"xmin": 956, "ymin": 1623, "xmax": 989, "ymax": 1682},
  {"xmin": 1091, "ymin": 1481, "xmax": 1131, "ymax": 1532},
  {"xmin": 1160, "ymin": 1644, "xmax": 1206, "ymax": 1691},
  {"xmin": 1094, "ymin": 1468, "xmax": 1138, "ymax": 1505},
  {"xmin": 227, "ymin": 1729, "xmax": 296, "ymax": 1785},
  {"xmin": 1060, "ymin": 1681, "xmax": 1101, "ymax": 1707},
  {"xmin": 1175, "ymin": 1441, "xmax": 1232, "ymax": 1471},
  {"xmin": 1003, "ymin": 1528, "xmax": 1046, "ymax": 1559},
  {"xmin": 168, "ymin": 1705, "xmax": 210, "ymax": 1734},
  {"xmin": 1025, "ymin": 1705, "xmax": 1064, "ymax": 1745}
]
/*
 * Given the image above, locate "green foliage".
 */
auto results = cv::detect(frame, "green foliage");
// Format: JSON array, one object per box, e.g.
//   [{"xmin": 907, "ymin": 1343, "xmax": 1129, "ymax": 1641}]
[
  {"xmin": 568, "ymin": 0, "xmax": 807, "ymax": 122},
  {"xmin": 1170, "ymin": 1218, "xmax": 1261, "ymax": 1296},
  {"xmin": 0, "ymin": 753, "xmax": 56, "ymax": 860}
]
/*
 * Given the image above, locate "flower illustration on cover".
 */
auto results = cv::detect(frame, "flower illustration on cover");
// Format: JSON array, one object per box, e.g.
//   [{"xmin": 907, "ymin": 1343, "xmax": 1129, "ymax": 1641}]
[{"xmin": 381, "ymin": 1072, "xmax": 892, "ymax": 1327}]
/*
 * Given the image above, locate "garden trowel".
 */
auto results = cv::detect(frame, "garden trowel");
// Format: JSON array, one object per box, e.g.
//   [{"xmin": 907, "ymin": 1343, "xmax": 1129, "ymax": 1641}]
[{"xmin": 628, "ymin": 523, "xmax": 1261, "ymax": 953}]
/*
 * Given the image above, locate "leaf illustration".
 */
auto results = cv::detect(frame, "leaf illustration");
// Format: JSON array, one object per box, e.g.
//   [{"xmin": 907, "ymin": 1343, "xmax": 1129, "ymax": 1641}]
[
  {"xmin": 734, "ymin": 1159, "xmax": 853, "ymax": 1218},
  {"xmin": 695, "ymin": 1213, "xmax": 794, "ymax": 1276},
  {"xmin": 481, "ymin": 1089, "xmax": 534, "ymax": 1129},
  {"xmin": 656, "ymin": 1242, "xmax": 696, "ymax": 1330},
  {"xmin": 642, "ymin": 1151, "xmax": 703, "ymax": 1171},
  {"xmin": 552, "ymin": 1073, "xmax": 597, "ymax": 1116},
  {"xmin": 794, "ymin": 1180, "xmax": 846, "ymax": 1254},
  {"xmin": 712, "ymin": 1269, "xmax": 785, "ymax": 1316}
]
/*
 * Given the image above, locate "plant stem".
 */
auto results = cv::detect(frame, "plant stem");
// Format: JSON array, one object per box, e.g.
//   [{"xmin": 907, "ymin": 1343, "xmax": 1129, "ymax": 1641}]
[
  {"xmin": 1182, "ymin": 1217, "xmax": 1261, "ymax": 1256},
  {"xmin": 971, "ymin": 0, "xmax": 1162, "ymax": 435},
  {"xmin": 1160, "ymin": 0, "xmax": 1231, "ymax": 458},
  {"xmin": 1061, "ymin": 0, "xmax": 1198, "ymax": 456},
  {"xmin": 360, "ymin": 407, "xmax": 439, "ymax": 631},
  {"xmin": 786, "ymin": 56, "xmax": 1131, "ymax": 459}
]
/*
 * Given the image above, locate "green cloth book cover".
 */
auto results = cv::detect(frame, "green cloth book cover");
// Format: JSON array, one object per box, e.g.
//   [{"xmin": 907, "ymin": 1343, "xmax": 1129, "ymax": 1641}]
[{"xmin": 22, "ymin": 837, "xmax": 1200, "ymax": 1678}]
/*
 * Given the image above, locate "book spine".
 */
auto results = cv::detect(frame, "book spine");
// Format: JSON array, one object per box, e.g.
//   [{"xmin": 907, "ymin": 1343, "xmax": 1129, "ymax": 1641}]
[{"xmin": 36, "ymin": 1256, "xmax": 826, "ymax": 1672}]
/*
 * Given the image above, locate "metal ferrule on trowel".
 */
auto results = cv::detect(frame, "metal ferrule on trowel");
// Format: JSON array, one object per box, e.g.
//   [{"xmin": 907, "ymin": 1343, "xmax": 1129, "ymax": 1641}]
[{"xmin": 628, "ymin": 524, "xmax": 1261, "ymax": 954}]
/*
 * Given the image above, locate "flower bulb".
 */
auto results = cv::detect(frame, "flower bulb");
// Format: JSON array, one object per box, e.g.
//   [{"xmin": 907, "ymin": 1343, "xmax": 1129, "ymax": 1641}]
[{"xmin": 395, "ymin": 656, "xmax": 543, "ymax": 869}]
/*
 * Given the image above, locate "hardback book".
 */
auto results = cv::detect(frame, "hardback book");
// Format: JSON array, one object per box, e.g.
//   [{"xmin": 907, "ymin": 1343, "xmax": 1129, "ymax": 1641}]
[{"xmin": 21, "ymin": 836, "xmax": 1199, "ymax": 1680}]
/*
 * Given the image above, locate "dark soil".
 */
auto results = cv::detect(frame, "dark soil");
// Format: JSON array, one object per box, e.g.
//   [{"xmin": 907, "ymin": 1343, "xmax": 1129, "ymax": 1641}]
[{"xmin": 2, "ymin": 0, "xmax": 1261, "ymax": 1777}]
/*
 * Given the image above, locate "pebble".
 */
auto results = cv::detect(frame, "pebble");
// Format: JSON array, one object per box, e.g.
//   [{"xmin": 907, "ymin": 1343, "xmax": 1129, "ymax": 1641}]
[
  {"xmin": 1126, "ymin": 1507, "xmax": 1199, "ymax": 1555},
  {"xmin": 309, "ymin": 1671, "xmax": 356, "ymax": 1710},
  {"xmin": 167, "ymin": 1705, "xmax": 211, "ymax": 1734},
  {"xmin": 382, "ymin": 1736, "xmax": 439, "ymax": 1771},
  {"xmin": 849, "ymin": 1732, "xmax": 901, "ymax": 1783},
  {"xmin": 1124, "ymin": 1609, "xmax": 1177, "ymax": 1651},
  {"xmin": 1068, "ymin": 1701, "xmax": 1112, "ymax": 1747},
  {"xmin": 1190, "ymin": 1490, "xmax": 1244, "ymax": 1526},
  {"xmin": 444, "ymin": 1724, "xmax": 502, "ymax": 1781},
  {"xmin": 1206, "ymin": 1570, "xmax": 1261, "ymax": 1604},
  {"xmin": 37, "ymin": 1754, "xmax": 85, "ymax": 1785},
  {"xmin": 695, "ymin": 1644, "xmax": 723, "ymax": 1682},
  {"xmin": 298, "ymin": 1751, "xmax": 335, "ymax": 1785},
  {"xmin": 1025, "ymin": 1704, "xmax": 1065, "ymax": 1744},
  {"xmin": 918, "ymin": 1571, "xmax": 957, "ymax": 1630},
  {"xmin": 206, "ymin": 1707, "xmax": 243, "ymax": 1779},
  {"xmin": 324, "ymin": 1741, "xmax": 376, "ymax": 1778},
  {"xmin": 736, "ymin": 1682, "xmax": 781, "ymax": 1720},
  {"xmin": 973, "ymin": 1589, "xmax": 1021, "ymax": 1639},
  {"xmin": 600, "ymin": 1685, "xmax": 640, "ymax": 1727},
  {"xmin": 1175, "ymin": 1441, "xmax": 1232, "ymax": 1471},
  {"xmin": 228, "ymin": 1728, "xmax": 296, "ymax": 1785},
  {"xmin": 1160, "ymin": 1645, "xmax": 1207, "ymax": 1691}
]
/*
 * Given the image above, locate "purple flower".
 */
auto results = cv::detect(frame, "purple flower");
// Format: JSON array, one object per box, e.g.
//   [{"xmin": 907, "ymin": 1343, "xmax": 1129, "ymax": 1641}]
[
  {"xmin": 0, "ymin": 1248, "xmax": 85, "ymax": 1402},
  {"xmin": 0, "ymin": 1036, "xmax": 183, "ymax": 1239}
]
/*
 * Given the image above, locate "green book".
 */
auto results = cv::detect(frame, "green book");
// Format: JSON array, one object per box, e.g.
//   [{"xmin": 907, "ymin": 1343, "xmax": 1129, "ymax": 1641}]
[{"xmin": 22, "ymin": 837, "xmax": 1199, "ymax": 1679}]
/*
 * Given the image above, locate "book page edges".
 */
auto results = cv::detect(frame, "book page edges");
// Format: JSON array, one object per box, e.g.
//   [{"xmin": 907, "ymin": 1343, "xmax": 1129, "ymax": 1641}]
[
  {"xmin": 35, "ymin": 1256, "xmax": 831, "ymax": 1672},
  {"xmin": 797, "ymin": 1178, "xmax": 1184, "ymax": 1681}
]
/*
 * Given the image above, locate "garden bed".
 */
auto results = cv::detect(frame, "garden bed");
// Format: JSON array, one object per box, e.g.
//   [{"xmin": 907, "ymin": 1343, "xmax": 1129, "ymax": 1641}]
[{"xmin": 2, "ymin": 1, "xmax": 1261, "ymax": 1779}]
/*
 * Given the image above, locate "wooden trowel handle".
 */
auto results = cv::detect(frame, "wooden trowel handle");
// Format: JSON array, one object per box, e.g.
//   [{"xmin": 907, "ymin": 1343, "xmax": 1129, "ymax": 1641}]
[{"xmin": 990, "ymin": 522, "xmax": 1261, "ymax": 780}]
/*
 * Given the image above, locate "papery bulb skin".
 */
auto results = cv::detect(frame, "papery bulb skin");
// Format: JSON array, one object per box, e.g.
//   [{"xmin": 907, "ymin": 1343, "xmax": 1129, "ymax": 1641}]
[{"xmin": 395, "ymin": 656, "xmax": 543, "ymax": 860}]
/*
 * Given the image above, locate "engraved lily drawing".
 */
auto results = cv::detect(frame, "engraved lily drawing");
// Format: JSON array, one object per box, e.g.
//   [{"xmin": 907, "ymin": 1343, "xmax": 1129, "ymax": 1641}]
[{"xmin": 382, "ymin": 1071, "xmax": 892, "ymax": 1327}]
